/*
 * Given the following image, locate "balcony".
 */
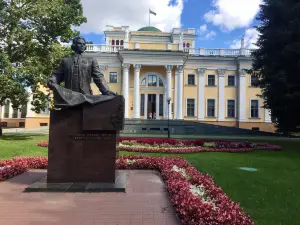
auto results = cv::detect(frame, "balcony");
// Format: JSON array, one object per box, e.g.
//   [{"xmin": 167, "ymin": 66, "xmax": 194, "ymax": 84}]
[{"xmin": 62, "ymin": 43, "xmax": 254, "ymax": 57}]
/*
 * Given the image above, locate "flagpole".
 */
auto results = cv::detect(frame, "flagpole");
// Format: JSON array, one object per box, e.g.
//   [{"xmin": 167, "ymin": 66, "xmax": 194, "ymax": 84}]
[{"xmin": 149, "ymin": 9, "xmax": 150, "ymax": 26}]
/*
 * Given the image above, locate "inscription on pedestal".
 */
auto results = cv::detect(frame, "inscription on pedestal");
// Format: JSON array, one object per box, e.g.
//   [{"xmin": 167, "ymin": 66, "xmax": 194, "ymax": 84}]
[{"xmin": 69, "ymin": 133, "xmax": 113, "ymax": 141}]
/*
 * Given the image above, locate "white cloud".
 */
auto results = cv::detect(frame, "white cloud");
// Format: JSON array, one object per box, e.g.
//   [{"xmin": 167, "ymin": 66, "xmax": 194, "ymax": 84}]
[
  {"xmin": 198, "ymin": 24, "xmax": 216, "ymax": 40},
  {"xmin": 204, "ymin": 0, "xmax": 262, "ymax": 31},
  {"xmin": 205, "ymin": 31, "xmax": 216, "ymax": 39},
  {"xmin": 199, "ymin": 24, "xmax": 207, "ymax": 34},
  {"xmin": 78, "ymin": 0, "xmax": 184, "ymax": 34},
  {"xmin": 230, "ymin": 28, "xmax": 260, "ymax": 49}
]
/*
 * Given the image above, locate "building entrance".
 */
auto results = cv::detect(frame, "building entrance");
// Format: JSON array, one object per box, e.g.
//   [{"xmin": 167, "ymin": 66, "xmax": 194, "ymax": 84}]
[{"xmin": 147, "ymin": 94, "xmax": 156, "ymax": 119}]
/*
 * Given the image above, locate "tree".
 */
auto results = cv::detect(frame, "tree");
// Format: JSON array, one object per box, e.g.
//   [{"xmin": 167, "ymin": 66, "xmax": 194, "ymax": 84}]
[
  {"xmin": 0, "ymin": 0, "xmax": 87, "ymax": 135},
  {"xmin": 250, "ymin": 0, "xmax": 300, "ymax": 135}
]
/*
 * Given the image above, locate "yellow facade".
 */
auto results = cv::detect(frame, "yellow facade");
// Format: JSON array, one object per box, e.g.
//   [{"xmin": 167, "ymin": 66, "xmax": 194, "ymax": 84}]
[{"xmin": 0, "ymin": 25, "xmax": 276, "ymax": 133}]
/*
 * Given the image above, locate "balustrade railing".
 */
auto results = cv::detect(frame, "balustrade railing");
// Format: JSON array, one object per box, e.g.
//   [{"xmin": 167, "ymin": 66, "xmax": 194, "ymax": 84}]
[{"xmin": 61, "ymin": 43, "xmax": 254, "ymax": 57}]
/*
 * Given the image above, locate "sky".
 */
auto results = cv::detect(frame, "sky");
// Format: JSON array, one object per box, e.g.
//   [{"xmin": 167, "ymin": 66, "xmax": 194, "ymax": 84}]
[{"xmin": 77, "ymin": 0, "xmax": 263, "ymax": 49}]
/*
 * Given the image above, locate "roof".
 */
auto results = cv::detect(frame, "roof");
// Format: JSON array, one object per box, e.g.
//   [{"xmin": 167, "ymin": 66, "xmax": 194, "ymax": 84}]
[{"xmin": 137, "ymin": 26, "xmax": 162, "ymax": 32}]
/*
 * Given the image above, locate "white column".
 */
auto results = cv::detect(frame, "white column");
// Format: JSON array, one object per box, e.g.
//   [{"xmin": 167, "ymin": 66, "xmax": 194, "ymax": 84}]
[
  {"xmin": 264, "ymin": 108, "xmax": 272, "ymax": 123},
  {"xmin": 174, "ymin": 70, "xmax": 178, "ymax": 119},
  {"xmin": 156, "ymin": 94, "xmax": 160, "ymax": 120},
  {"xmin": 239, "ymin": 69, "xmax": 247, "ymax": 122},
  {"xmin": 8, "ymin": 101, "xmax": 13, "ymax": 118},
  {"xmin": 163, "ymin": 92, "xmax": 167, "ymax": 118},
  {"xmin": 217, "ymin": 69, "xmax": 226, "ymax": 121},
  {"xmin": 197, "ymin": 68, "xmax": 205, "ymax": 120},
  {"xmin": 122, "ymin": 64, "xmax": 130, "ymax": 118},
  {"xmin": 177, "ymin": 65, "xmax": 184, "ymax": 119},
  {"xmin": 133, "ymin": 64, "xmax": 141, "ymax": 119},
  {"xmin": 165, "ymin": 65, "xmax": 173, "ymax": 119},
  {"xmin": 144, "ymin": 94, "xmax": 148, "ymax": 119},
  {"xmin": 25, "ymin": 93, "xmax": 35, "ymax": 117}
]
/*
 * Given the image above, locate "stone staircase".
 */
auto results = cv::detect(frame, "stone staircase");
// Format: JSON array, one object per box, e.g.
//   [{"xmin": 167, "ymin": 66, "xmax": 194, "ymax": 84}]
[{"xmin": 123, "ymin": 119, "xmax": 277, "ymax": 136}]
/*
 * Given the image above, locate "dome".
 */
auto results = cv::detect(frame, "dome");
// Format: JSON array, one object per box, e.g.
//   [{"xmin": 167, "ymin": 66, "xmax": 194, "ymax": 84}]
[{"xmin": 137, "ymin": 26, "xmax": 162, "ymax": 32}]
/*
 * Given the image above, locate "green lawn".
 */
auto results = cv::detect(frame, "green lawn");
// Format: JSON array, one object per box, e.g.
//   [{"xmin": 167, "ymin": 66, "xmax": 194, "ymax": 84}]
[{"xmin": 0, "ymin": 134, "xmax": 300, "ymax": 225}]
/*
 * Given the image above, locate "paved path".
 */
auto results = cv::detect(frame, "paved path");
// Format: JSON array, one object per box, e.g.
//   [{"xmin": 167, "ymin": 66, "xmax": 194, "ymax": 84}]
[
  {"xmin": 0, "ymin": 170, "xmax": 179, "ymax": 225},
  {"xmin": 3, "ymin": 127, "xmax": 300, "ymax": 141}
]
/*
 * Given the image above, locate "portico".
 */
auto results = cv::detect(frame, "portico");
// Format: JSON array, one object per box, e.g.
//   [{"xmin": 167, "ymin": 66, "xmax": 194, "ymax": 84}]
[{"xmin": 118, "ymin": 50, "xmax": 188, "ymax": 119}]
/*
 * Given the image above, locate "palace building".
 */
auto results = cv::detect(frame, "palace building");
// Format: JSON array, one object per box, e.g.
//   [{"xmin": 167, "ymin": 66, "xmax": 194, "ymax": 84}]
[{"xmin": 0, "ymin": 25, "xmax": 275, "ymax": 132}]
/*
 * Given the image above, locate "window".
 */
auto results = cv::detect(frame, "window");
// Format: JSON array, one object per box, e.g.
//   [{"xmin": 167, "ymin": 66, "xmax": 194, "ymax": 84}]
[
  {"xmin": 141, "ymin": 94, "xmax": 145, "ymax": 116},
  {"xmin": 12, "ymin": 108, "xmax": 18, "ymax": 118},
  {"xmin": 111, "ymin": 40, "xmax": 115, "ymax": 46},
  {"xmin": 21, "ymin": 104, "xmax": 27, "ymax": 118},
  {"xmin": 227, "ymin": 100, "xmax": 235, "ymax": 118},
  {"xmin": 187, "ymin": 74, "xmax": 195, "ymax": 85},
  {"xmin": 159, "ymin": 78, "xmax": 164, "ymax": 87},
  {"xmin": 19, "ymin": 122, "xmax": 25, "ymax": 128},
  {"xmin": 120, "ymin": 40, "xmax": 124, "ymax": 45},
  {"xmin": 186, "ymin": 43, "xmax": 190, "ymax": 48},
  {"xmin": 207, "ymin": 75, "xmax": 215, "ymax": 86},
  {"xmin": 109, "ymin": 72, "xmax": 118, "ymax": 83},
  {"xmin": 251, "ymin": 100, "xmax": 259, "ymax": 118},
  {"xmin": 159, "ymin": 94, "xmax": 163, "ymax": 116},
  {"xmin": 116, "ymin": 40, "xmax": 119, "ymax": 45},
  {"xmin": 4, "ymin": 100, "xmax": 10, "ymax": 118},
  {"xmin": 207, "ymin": 99, "xmax": 215, "ymax": 117},
  {"xmin": 40, "ymin": 123, "xmax": 48, "ymax": 127},
  {"xmin": 251, "ymin": 74, "xmax": 259, "ymax": 87},
  {"xmin": 227, "ymin": 75, "xmax": 235, "ymax": 86},
  {"xmin": 183, "ymin": 42, "xmax": 186, "ymax": 47},
  {"xmin": 148, "ymin": 75, "xmax": 157, "ymax": 86},
  {"xmin": 186, "ymin": 99, "xmax": 195, "ymax": 117},
  {"xmin": 141, "ymin": 78, "xmax": 146, "ymax": 86},
  {"xmin": 40, "ymin": 101, "xmax": 50, "ymax": 114}
]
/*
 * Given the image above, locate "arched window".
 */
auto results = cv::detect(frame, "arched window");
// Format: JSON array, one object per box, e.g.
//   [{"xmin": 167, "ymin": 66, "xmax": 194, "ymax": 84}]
[
  {"xmin": 183, "ymin": 42, "xmax": 186, "ymax": 48},
  {"xmin": 116, "ymin": 40, "xmax": 119, "ymax": 45},
  {"xmin": 120, "ymin": 40, "xmax": 124, "ymax": 45},
  {"xmin": 112, "ymin": 40, "xmax": 115, "ymax": 46},
  {"xmin": 159, "ymin": 78, "xmax": 163, "ymax": 87},
  {"xmin": 148, "ymin": 75, "xmax": 157, "ymax": 86},
  {"xmin": 141, "ymin": 78, "xmax": 146, "ymax": 86},
  {"xmin": 186, "ymin": 43, "xmax": 190, "ymax": 48}
]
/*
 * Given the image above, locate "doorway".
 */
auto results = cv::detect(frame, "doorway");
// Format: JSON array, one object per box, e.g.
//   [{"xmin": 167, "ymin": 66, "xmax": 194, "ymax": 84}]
[{"xmin": 147, "ymin": 94, "xmax": 156, "ymax": 119}]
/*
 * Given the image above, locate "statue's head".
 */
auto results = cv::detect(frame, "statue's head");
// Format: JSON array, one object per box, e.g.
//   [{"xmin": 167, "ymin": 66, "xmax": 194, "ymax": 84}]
[{"xmin": 71, "ymin": 36, "xmax": 86, "ymax": 54}]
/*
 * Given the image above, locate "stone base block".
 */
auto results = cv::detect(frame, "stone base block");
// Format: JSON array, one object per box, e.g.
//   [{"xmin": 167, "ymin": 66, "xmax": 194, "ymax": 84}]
[{"xmin": 24, "ymin": 171, "xmax": 128, "ymax": 193}]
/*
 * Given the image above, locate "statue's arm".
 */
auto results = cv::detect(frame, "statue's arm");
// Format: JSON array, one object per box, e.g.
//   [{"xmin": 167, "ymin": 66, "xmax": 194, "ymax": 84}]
[
  {"xmin": 91, "ymin": 58, "xmax": 111, "ymax": 94},
  {"xmin": 48, "ymin": 59, "xmax": 64, "ymax": 87}
]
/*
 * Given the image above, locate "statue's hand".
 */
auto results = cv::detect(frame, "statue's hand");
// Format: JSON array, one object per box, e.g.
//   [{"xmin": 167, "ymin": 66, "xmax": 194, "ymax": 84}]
[
  {"xmin": 103, "ymin": 90, "xmax": 116, "ymax": 96},
  {"xmin": 47, "ymin": 79, "xmax": 55, "ymax": 90}
]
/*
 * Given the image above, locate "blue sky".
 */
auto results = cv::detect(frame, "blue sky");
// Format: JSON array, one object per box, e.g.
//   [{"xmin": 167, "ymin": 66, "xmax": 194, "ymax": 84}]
[{"xmin": 79, "ymin": 0, "xmax": 262, "ymax": 49}]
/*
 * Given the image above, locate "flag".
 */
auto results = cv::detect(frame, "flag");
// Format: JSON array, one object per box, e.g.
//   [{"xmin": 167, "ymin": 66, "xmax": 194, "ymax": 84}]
[{"xmin": 149, "ymin": 9, "xmax": 156, "ymax": 16}]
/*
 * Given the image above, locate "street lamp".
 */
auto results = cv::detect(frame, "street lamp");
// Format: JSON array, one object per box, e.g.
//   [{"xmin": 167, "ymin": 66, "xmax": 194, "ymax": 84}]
[{"xmin": 167, "ymin": 97, "xmax": 171, "ymax": 139}]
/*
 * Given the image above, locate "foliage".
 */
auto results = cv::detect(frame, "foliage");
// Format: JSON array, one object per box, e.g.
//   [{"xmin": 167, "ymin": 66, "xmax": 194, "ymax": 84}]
[
  {"xmin": 250, "ymin": 0, "xmax": 300, "ymax": 134},
  {"xmin": 0, "ymin": 0, "xmax": 86, "ymax": 113}
]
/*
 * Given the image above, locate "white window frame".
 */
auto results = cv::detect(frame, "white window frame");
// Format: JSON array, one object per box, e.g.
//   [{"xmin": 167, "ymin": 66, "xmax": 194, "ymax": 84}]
[
  {"xmin": 227, "ymin": 75, "xmax": 236, "ymax": 86},
  {"xmin": 109, "ymin": 71, "xmax": 118, "ymax": 83},
  {"xmin": 206, "ymin": 98, "xmax": 216, "ymax": 117},
  {"xmin": 207, "ymin": 74, "xmax": 216, "ymax": 86},
  {"xmin": 250, "ymin": 74, "xmax": 259, "ymax": 87},
  {"xmin": 186, "ymin": 98, "xmax": 196, "ymax": 117},
  {"xmin": 249, "ymin": 98, "xmax": 260, "ymax": 118},
  {"xmin": 226, "ymin": 99, "xmax": 236, "ymax": 118},
  {"xmin": 187, "ymin": 74, "xmax": 196, "ymax": 85}
]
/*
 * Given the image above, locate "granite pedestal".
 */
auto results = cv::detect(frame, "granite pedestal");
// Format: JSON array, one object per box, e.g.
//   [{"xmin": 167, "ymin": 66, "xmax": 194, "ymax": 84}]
[{"xmin": 25, "ymin": 95, "xmax": 126, "ymax": 192}]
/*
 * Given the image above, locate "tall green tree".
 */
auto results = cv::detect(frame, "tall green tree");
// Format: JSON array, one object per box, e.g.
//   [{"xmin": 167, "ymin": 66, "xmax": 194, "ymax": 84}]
[
  {"xmin": 0, "ymin": 0, "xmax": 86, "ymax": 135},
  {"xmin": 251, "ymin": 0, "xmax": 300, "ymax": 135}
]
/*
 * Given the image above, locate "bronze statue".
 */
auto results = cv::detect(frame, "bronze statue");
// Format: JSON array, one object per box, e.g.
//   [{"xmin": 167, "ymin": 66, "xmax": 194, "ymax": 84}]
[{"xmin": 48, "ymin": 36, "xmax": 116, "ymax": 108}]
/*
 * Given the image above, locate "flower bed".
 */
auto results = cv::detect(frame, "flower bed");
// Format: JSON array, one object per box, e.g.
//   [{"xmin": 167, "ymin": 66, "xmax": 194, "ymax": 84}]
[
  {"xmin": 0, "ymin": 156, "xmax": 253, "ymax": 224},
  {"xmin": 37, "ymin": 138, "xmax": 281, "ymax": 153}
]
